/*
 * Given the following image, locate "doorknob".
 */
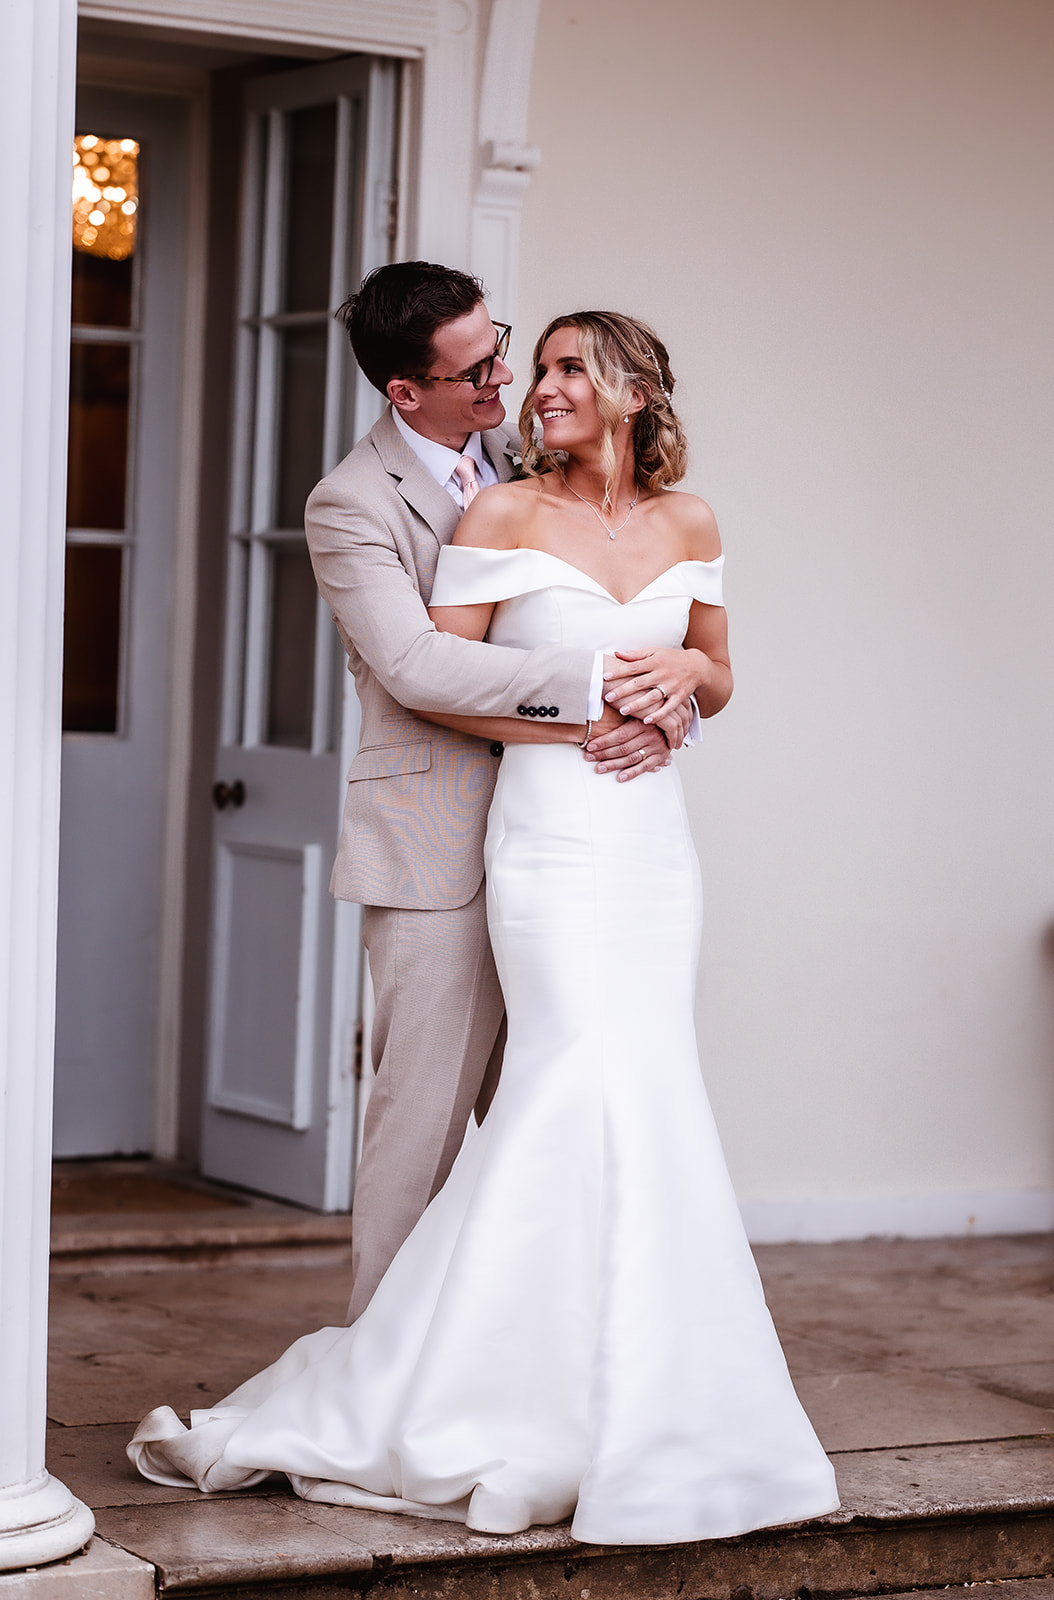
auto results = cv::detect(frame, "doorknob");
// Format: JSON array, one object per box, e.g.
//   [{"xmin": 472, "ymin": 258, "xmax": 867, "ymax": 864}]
[{"xmin": 212, "ymin": 779, "xmax": 246, "ymax": 811}]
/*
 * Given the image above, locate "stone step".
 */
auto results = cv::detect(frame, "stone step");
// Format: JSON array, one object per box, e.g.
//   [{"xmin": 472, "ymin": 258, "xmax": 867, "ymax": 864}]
[
  {"xmin": 83, "ymin": 1436, "xmax": 1054, "ymax": 1598},
  {"xmin": 847, "ymin": 1586, "xmax": 1054, "ymax": 1600},
  {"xmin": 49, "ymin": 1161, "xmax": 353, "ymax": 1275},
  {"xmin": 49, "ymin": 1211, "xmax": 354, "ymax": 1275}
]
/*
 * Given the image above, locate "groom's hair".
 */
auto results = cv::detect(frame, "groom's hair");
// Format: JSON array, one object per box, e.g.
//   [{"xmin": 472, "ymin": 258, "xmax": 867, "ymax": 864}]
[{"xmin": 338, "ymin": 261, "xmax": 485, "ymax": 395}]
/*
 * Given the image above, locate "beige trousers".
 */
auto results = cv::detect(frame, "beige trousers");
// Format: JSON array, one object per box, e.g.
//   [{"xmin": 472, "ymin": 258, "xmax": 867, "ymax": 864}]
[{"xmin": 348, "ymin": 882, "xmax": 505, "ymax": 1323}]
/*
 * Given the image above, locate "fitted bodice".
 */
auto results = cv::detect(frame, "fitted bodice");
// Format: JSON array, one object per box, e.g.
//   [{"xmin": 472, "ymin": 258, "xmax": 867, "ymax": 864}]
[{"xmin": 429, "ymin": 546, "xmax": 724, "ymax": 654}]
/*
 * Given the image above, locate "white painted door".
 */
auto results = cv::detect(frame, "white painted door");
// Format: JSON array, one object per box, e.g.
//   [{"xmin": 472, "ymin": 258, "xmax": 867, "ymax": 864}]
[
  {"xmin": 54, "ymin": 89, "xmax": 188, "ymax": 1156},
  {"xmin": 200, "ymin": 58, "xmax": 397, "ymax": 1210}
]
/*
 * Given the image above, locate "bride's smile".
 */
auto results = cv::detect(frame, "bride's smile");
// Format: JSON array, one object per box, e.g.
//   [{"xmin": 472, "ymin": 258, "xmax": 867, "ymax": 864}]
[{"xmin": 533, "ymin": 327, "xmax": 607, "ymax": 450}]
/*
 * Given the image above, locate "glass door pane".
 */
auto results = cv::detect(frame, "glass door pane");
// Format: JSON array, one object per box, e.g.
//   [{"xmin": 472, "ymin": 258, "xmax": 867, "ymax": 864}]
[
  {"xmin": 64, "ymin": 130, "xmax": 140, "ymax": 737},
  {"xmin": 231, "ymin": 63, "xmax": 381, "ymax": 753},
  {"xmin": 62, "ymin": 544, "xmax": 124, "ymax": 733},
  {"xmin": 283, "ymin": 102, "xmax": 337, "ymax": 313},
  {"xmin": 266, "ymin": 543, "xmax": 319, "ymax": 748},
  {"xmin": 67, "ymin": 341, "xmax": 132, "ymax": 531},
  {"xmin": 276, "ymin": 324, "xmax": 328, "ymax": 530}
]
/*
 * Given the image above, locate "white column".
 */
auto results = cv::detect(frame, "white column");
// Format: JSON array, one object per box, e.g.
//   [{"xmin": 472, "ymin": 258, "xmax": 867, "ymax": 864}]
[{"xmin": 0, "ymin": 0, "xmax": 96, "ymax": 1571}]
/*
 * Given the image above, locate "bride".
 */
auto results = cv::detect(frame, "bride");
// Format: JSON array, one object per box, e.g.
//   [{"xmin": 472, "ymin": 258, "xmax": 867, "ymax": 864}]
[{"xmin": 128, "ymin": 310, "xmax": 838, "ymax": 1546}]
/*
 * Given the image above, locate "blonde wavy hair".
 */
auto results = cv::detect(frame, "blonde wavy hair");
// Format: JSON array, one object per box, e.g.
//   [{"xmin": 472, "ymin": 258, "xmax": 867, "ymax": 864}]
[{"xmin": 518, "ymin": 311, "xmax": 688, "ymax": 509}]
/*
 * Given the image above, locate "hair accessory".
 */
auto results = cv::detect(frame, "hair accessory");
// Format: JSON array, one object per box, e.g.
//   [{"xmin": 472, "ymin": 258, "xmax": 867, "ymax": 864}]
[{"xmin": 648, "ymin": 345, "xmax": 672, "ymax": 403}]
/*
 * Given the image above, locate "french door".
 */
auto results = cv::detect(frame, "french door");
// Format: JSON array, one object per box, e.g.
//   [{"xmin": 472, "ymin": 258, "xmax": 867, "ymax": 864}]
[
  {"xmin": 54, "ymin": 89, "xmax": 189, "ymax": 1155},
  {"xmin": 200, "ymin": 57, "xmax": 396, "ymax": 1210}
]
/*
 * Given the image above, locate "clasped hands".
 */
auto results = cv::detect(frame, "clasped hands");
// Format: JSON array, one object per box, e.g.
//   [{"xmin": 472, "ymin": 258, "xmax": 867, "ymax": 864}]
[{"xmin": 583, "ymin": 647, "xmax": 702, "ymax": 781}]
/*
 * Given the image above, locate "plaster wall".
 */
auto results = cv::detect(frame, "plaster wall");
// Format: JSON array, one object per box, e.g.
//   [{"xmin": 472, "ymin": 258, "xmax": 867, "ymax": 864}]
[{"xmin": 519, "ymin": 0, "xmax": 1054, "ymax": 1229}]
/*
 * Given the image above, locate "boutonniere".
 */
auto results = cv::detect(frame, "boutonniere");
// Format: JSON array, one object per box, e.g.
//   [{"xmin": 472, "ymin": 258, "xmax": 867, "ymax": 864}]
[{"xmin": 503, "ymin": 446, "xmax": 528, "ymax": 480}]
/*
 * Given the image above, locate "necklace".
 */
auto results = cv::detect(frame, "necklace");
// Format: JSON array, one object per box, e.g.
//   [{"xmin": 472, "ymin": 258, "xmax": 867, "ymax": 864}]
[{"xmin": 560, "ymin": 473, "xmax": 639, "ymax": 539}]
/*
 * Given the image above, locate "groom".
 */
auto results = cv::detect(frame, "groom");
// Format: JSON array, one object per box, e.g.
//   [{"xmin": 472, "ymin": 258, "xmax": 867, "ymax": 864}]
[{"xmin": 305, "ymin": 262, "xmax": 674, "ymax": 1322}]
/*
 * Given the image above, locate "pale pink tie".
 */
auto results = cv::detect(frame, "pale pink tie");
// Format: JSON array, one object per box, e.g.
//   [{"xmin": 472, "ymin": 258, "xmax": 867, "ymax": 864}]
[{"xmin": 453, "ymin": 454, "xmax": 479, "ymax": 508}]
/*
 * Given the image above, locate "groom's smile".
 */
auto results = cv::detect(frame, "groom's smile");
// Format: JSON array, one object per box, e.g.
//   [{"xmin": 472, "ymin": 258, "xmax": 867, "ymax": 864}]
[{"xmin": 388, "ymin": 300, "xmax": 513, "ymax": 448}]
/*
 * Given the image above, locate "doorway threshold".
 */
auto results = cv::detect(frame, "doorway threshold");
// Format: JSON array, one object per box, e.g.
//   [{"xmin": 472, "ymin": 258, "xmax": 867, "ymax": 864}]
[{"xmin": 50, "ymin": 1159, "xmax": 353, "ymax": 1276}]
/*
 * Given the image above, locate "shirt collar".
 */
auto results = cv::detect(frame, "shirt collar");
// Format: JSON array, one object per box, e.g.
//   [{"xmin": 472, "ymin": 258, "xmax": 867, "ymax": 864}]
[{"xmin": 391, "ymin": 406, "xmax": 487, "ymax": 488}]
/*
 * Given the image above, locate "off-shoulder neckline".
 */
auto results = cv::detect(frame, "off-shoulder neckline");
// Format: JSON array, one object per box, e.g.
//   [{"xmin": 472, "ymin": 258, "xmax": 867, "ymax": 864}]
[{"xmin": 441, "ymin": 546, "xmax": 723, "ymax": 607}]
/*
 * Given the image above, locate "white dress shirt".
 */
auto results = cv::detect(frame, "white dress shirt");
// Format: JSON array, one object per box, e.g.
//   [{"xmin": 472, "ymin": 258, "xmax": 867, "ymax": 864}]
[{"xmin": 391, "ymin": 407, "xmax": 499, "ymax": 509}]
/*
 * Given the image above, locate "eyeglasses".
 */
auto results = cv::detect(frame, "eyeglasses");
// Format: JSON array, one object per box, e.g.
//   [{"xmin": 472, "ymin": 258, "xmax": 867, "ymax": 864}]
[{"xmin": 408, "ymin": 322, "xmax": 512, "ymax": 390}]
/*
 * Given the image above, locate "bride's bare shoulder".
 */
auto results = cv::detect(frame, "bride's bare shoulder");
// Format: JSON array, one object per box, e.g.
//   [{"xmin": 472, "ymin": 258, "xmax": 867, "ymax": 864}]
[
  {"xmin": 659, "ymin": 490, "xmax": 723, "ymax": 562},
  {"xmin": 451, "ymin": 476, "xmax": 546, "ymax": 549}
]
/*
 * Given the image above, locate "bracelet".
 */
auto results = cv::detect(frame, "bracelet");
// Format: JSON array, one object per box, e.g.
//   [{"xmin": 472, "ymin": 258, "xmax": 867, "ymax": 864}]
[{"xmin": 576, "ymin": 719, "xmax": 593, "ymax": 747}]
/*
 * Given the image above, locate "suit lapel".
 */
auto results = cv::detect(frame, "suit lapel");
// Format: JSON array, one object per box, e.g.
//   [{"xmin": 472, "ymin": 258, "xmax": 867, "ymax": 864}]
[
  {"xmin": 370, "ymin": 410, "xmax": 517, "ymax": 545},
  {"xmin": 371, "ymin": 409, "xmax": 460, "ymax": 546},
  {"xmin": 483, "ymin": 425, "xmax": 516, "ymax": 483}
]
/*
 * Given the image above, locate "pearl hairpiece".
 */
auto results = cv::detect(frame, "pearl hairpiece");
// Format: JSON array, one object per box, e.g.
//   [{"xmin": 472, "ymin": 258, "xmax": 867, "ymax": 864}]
[{"xmin": 647, "ymin": 345, "xmax": 672, "ymax": 403}]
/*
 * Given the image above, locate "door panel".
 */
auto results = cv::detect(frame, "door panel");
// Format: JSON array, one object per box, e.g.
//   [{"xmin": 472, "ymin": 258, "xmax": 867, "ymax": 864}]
[
  {"xmin": 207, "ymin": 840, "xmax": 322, "ymax": 1129},
  {"xmin": 200, "ymin": 57, "xmax": 396, "ymax": 1209},
  {"xmin": 54, "ymin": 90, "xmax": 188, "ymax": 1156}
]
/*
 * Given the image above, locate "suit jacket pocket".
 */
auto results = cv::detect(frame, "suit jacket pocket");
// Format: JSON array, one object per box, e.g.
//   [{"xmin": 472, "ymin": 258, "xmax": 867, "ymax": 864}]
[{"xmin": 346, "ymin": 741, "xmax": 432, "ymax": 782}]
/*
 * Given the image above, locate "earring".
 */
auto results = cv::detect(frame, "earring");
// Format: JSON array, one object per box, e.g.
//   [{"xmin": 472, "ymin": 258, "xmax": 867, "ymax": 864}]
[{"xmin": 623, "ymin": 415, "xmax": 629, "ymax": 423}]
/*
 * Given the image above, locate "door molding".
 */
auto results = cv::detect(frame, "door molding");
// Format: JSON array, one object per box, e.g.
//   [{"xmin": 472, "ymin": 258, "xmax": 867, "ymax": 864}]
[
  {"xmin": 153, "ymin": 80, "xmax": 209, "ymax": 1159},
  {"xmin": 471, "ymin": 0, "xmax": 541, "ymax": 320},
  {"xmin": 77, "ymin": 0, "xmax": 544, "ymax": 314}
]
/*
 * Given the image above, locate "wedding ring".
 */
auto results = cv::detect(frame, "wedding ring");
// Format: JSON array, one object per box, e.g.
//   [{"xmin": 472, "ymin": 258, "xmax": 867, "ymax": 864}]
[
  {"xmin": 655, "ymin": 685, "xmax": 667, "ymax": 698},
  {"xmin": 639, "ymin": 749, "xmax": 646, "ymax": 761}
]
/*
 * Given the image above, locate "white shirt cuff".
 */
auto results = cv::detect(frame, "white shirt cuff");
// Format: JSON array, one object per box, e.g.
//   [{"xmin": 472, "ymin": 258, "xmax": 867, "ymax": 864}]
[
  {"xmin": 683, "ymin": 696, "xmax": 702, "ymax": 747},
  {"xmin": 586, "ymin": 651, "xmax": 606, "ymax": 721}
]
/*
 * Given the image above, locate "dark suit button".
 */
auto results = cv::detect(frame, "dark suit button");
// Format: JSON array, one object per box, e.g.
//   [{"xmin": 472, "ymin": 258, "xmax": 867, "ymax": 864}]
[
  {"xmin": 517, "ymin": 705, "xmax": 527, "ymax": 716},
  {"xmin": 547, "ymin": 706, "xmax": 558, "ymax": 717},
  {"xmin": 527, "ymin": 706, "xmax": 537, "ymax": 716},
  {"xmin": 489, "ymin": 741, "xmax": 504, "ymax": 758}
]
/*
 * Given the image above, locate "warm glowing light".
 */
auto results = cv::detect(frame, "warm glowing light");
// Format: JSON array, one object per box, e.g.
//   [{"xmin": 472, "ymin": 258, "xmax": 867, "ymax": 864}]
[{"xmin": 72, "ymin": 134, "xmax": 139, "ymax": 260}]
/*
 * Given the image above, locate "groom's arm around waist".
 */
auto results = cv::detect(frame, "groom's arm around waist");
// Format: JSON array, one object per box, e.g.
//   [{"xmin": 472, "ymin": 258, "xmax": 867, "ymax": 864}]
[{"xmin": 305, "ymin": 477, "xmax": 593, "ymax": 721}]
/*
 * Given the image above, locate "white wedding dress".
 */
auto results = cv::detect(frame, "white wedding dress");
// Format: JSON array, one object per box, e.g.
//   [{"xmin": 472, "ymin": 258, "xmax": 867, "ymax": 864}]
[{"xmin": 128, "ymin": 549, "xmax": 838, "ymax": 1546}]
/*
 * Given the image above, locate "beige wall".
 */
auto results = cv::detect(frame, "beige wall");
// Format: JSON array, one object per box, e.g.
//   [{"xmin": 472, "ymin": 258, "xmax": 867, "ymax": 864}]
[{"xmin": 518, "ymin": 0, "xmax": 1054, "ymax": 1234}]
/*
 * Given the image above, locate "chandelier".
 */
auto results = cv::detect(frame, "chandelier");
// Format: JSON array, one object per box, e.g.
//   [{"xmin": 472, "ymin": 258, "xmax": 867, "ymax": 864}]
[{"xmin": 72, "ymin": 135, "xmax": 139, "ymax": 259}]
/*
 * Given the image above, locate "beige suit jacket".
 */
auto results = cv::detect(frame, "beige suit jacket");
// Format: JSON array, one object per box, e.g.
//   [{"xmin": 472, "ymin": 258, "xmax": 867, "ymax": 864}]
[{"xmin": 305, "ymin": 408, "xmax": 593, "ymax": 911}]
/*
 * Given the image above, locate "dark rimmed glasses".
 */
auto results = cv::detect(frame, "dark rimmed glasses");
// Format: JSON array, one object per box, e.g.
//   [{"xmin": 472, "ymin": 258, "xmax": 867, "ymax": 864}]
[{"xmin": 408, "ymin": 322, "xmax": 512, "ymax": 390}]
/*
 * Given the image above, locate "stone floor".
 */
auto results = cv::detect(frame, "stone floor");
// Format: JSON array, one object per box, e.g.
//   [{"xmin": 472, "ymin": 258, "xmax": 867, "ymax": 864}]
[{"xmin": 13, "ymin": 1192, "xmax": 1054, "ymax": 1597}]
